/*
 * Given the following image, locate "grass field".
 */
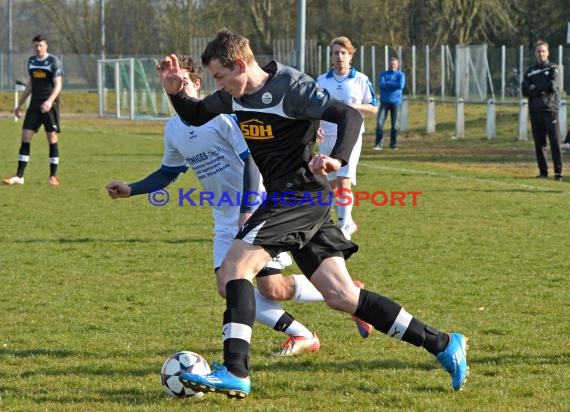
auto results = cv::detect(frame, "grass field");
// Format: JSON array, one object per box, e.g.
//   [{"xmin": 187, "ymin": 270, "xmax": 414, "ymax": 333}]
[{"xmin": 1, "ymin": 100, "xmax": 569, "ymax": 411}]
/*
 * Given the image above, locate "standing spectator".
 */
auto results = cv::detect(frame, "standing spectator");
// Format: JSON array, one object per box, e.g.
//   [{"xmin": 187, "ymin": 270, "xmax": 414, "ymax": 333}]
[
  {"xmin": 521, "ymin": 40, "xmax": 563, "ymax": 181},
  {"xmin": 374, "ymin": 56, "xmax": 405, "ymax": 150},
  {"xmin": 3, "ymin": 34, "xmax": 63, "ymax": 186},
  {"xmin": 316, "ymin": 36, "xmax": 377, "ymax": 240}
]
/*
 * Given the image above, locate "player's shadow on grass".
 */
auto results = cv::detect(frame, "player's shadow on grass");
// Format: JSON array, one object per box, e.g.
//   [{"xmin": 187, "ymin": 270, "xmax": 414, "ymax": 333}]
[
  {"xmin": 0, "ymin": 348, "xmax": 76, "ymax": 359},
  {"xmin": 12, "ymin": 237, "xmax": 209, "ymax": 245},
  {"xmin": 429, "ymin": 187, "xmax": 566, "ymax": 194}
]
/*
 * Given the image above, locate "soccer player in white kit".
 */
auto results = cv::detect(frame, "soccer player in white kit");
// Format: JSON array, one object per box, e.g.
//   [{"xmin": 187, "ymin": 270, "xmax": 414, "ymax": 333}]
[
  {"xmin": 316, "ymin": 36, "xmax": 377, "ymax": 240},
  {"xmin": 106, "ymin": 56, "xmax": 325, "ymax": 356}
]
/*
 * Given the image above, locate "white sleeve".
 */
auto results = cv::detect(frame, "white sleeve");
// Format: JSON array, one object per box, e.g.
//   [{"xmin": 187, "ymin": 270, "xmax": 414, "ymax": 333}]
[
  {"xmin": 162, "ymin": 117, "xmax": 188, "ymax": 170},
  {"xmin": 218, "ymin": 114, "xmax": 249, "ymax": 159}
]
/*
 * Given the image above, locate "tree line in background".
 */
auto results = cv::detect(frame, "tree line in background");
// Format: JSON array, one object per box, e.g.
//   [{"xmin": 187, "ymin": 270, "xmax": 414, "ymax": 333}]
[{"xmin": 1, "ymin": 0, "xmax": 569, "ymax": 57}]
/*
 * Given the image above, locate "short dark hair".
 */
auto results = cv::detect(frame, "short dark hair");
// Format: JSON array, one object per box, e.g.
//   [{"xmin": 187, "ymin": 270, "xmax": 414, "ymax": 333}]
[
  {"xmin": 177, "ymin": 55, "xmax": 202, "ymax": 83},
  {"xmin": 535, "ymin": 40, "xmax": 549, "ymax": 50},
  {"xmin": 33, "ymin": 34, "xmax": 47, "ymax": 43},
  {"xmin": 201, "ymin": 29, "xmax": 254, "ymax": 68}
]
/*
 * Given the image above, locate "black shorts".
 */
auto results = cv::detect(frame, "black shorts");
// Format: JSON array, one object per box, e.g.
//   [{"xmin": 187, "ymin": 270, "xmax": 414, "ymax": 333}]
[
  {"xmin": 236, "ymin": 192, "xmax": 358, "ymax": 277},
  {"xmin": 23, "ymin": 103, "xmax": 61, "ymax": 133}
]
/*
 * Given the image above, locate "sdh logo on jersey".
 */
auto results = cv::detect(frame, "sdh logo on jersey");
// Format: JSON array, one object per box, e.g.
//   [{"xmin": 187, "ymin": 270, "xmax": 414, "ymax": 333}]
[
  {"xmin": 32, "ymin": 70, "xmax": 47, "ymax": 79},
  {"xmin": 240, "ymin": 119, "xmax": 274, "ymax": 140}
]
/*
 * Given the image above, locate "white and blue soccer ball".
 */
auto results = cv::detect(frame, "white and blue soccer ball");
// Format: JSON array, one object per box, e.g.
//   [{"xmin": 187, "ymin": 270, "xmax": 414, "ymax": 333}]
[{"xmin": 160, "ymin": 351, "xmax": 211, "ymax": 398}]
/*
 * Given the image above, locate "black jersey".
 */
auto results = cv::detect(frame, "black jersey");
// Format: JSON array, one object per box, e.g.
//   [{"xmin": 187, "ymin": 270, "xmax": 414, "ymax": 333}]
[
  {"xmin": 27, "ymin": 53, "xmax": 63, "ymax": 105},
  {"xmin": 521, "ymin": 61, "xmax": 559, "ymax": 113},
  {"xmin": 170, "ymin": 61, "xmax": 362, "ymax": 192}
]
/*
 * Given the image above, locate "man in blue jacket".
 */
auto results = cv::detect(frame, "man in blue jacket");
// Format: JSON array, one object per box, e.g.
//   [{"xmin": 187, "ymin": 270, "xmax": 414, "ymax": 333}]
[{"xmin": 374, "ymin": 56, "xmax": 406, "ymax": 150}]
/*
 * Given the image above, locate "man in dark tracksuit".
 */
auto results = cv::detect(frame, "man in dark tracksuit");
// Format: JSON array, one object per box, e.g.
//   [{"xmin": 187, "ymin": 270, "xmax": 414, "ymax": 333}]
[{"xmin": 521, "ymin": 40, "xmax": 563, "ymax": 181}]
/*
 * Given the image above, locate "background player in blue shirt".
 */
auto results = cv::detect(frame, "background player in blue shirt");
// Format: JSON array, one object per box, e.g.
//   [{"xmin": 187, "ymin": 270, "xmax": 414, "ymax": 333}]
[{"xmin": 374, "ymin": 56, "xmax": 406, "ymax": 150}]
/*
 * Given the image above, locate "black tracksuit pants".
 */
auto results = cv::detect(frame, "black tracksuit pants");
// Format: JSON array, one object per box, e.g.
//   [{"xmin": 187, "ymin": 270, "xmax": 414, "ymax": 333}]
[{"xmin": 529, "ymin": 111, "xmax": 563, "ymax": 176}]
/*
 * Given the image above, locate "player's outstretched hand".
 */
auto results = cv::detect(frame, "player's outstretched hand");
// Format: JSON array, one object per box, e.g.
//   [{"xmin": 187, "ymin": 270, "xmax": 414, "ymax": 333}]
[
  {"xmin": 106, "ymin": 180, "xmax": 131, "ymax": 199},
  {"xmin": 156, "ymin": 54, "xmax": 184, "ymax": 95},
  {"xmin": 308, "ymin": 154, "xmax": 341, "ymax": 176}
]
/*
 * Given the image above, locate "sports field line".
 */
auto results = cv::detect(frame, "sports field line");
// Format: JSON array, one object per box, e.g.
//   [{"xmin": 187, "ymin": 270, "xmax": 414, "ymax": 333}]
[{"xmin": 359, "ymin": 161, "xmax": 570, "ymax": 194}]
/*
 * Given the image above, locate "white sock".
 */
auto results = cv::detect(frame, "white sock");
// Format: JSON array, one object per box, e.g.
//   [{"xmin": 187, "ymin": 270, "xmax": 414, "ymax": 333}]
[
  {"xmin": 336, "ymin": 190, "xmax": 354, "ymax": 226},
  {"xmin": 253, "ymin": 289, "xmax": 313, "ymax": 338},
  {"xmin": 292, "ymin": 274, "xmax": 324, "ymax": 302},
  {"xmin": 254, "ymin": 288, "xmax": 286, "ymax": 328},
  {"xmin": 284, "ymin": 320, "xmax": 313, "ymax": 338}
]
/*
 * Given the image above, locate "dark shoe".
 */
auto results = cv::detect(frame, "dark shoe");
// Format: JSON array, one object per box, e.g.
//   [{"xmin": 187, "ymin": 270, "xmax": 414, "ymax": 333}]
[
  {"xmin": 555, "ymin": 174, "xmax": 564, "ymax": 181},
  {"xmin": 536, "ymin": 175, "xmax": 548, "ymax": 179}
]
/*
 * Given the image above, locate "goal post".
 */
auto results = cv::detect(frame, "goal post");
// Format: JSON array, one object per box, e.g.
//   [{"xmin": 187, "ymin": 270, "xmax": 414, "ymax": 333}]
[{"xmin": 97, "ymin": 57, "xmax": 174, "ymax": 119}]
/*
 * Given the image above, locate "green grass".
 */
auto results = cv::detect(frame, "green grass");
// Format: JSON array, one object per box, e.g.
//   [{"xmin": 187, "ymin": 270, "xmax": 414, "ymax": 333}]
[{"xmin": 0, "ymin": 100, "xmax": 569, "ymax": 411}]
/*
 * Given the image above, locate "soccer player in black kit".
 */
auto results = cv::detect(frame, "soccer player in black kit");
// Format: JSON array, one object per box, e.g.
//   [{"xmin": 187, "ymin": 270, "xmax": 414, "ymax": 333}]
[
  {"xmin": 157, "ymin": 29, "xmax": 469, "ymax": 398},
  {"xmin": 3, "ymin": 34, "xmax": 62, "ymax": 187}
]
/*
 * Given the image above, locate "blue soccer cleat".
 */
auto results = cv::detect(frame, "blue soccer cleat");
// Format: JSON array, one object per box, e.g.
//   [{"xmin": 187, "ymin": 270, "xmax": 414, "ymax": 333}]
[
  {"xmin": 436, "ymin": 332, "xmax": 469, "ymax": 391},
  {"xmin": 179, "ymin": 364, "xmax": 251, "ymax": 399}
]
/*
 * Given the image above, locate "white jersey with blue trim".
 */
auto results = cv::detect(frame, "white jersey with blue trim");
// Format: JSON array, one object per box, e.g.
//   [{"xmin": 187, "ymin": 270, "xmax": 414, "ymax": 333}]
[
  {"xmin": 316, "ymin": 67, "xmax": 376, "ymax": 138},
  {"xmin": 162, "ymin": 114, "xmax": 264, "ymax": 268}
]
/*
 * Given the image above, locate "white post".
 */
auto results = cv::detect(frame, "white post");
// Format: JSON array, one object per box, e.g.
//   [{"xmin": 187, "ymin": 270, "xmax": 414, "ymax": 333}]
[
  {"xmin": 560, "ymin": 100, "xmax": 567, "ymax": 138},
  {"xmin": 412, "ymin": 45, "xmax": 416, "ymax": 98},
  {"xmin": 114, "ymin": 62, "xmax": 120, "ymax": 118},
  {"xmin": 400, "ymin": 96, "xmax": 409, "ymax": 132},
  {"xmin": 425, "ymin": 45, "xmax": 430, "ymax": 97},
  {"xmin": 455, "ymin": 98, "xmax": 465, "ymax": 138},
  {"xmin": 371, "ymin": 46, "xmax": 376, "ymax": 93},
  {"xmin": 501, "ymin": 45, "xmax": 506, "ymax": 100},
  {"xmin": 518, "ymin": 99, "xmax": 528, "ymax": 141},
  {"xmin": 486, "ymin": 99, "xmax": 496, "ymax": 139},
  {"xmin": 441, "ymin": 45, "xmax": 445, "ymax": 100},
  {"xmin": 129, "ymin": 58, "xmax": 135, "ymax": 120},
  {"xmin": 427, "ymin": 97, "xmax": 436, "ymax": 133}
]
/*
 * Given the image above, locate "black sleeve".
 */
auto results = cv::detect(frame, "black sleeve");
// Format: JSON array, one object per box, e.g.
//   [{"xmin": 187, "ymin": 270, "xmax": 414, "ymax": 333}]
[
  {"xmin": 128, "ymin": 169, "xmax": 180, "ymax": 196},
  {"xmin": 321, "ymin": 100, "xmax": 364, "ymax": 165},
  {"xmin": 534, "ymin": 64, "xmax": 558, "ymax": 94},
  {"xmin": 240, "ymin": 154, "xmax": 262, "ymax": 213},
  {"xmin": 169, "ymin": 92, "xmax": 218, "ymax": 126}
]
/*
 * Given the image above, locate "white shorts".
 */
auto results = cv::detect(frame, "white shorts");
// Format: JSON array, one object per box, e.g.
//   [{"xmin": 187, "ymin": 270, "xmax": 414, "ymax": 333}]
[
  {"xmin": 319, "ymin": 133, "xmax": 362, "ymax": 185},
  {"xmin": 213, "ymin": 221, "xmax": 292, "ymax": 271}
]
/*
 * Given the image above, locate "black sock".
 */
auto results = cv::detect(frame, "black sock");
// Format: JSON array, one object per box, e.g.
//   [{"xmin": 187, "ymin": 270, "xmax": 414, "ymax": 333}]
[
  {"xmin": 49, "ymin": 142, "xmax": 59, "ymax": 177},
  {"xmin": 16, "ymin": 142, "xmax": 31, "ymax": 178},
  {"xmin": 223, "ymin": 279, "xmax": 255, "ymax": 377},
  {"xmin": 273, "ymin": 312, "xmax": 295, "ymax": 332},
  {"xmin": 354, "ymin": 289, "xmax": 449, "ymax": 356}
]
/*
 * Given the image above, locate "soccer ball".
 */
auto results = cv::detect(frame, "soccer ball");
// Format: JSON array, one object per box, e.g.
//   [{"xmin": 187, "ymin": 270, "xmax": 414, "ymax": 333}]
[{"xmin": 160, "ymin": 351, "xmax": 211, "ymax": 398}]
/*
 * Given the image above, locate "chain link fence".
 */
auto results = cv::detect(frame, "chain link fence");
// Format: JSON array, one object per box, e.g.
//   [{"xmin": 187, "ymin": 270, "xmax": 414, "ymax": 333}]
[{"xmin": 2, "ymin": 42, "xmax": 569, "ymax": 117}]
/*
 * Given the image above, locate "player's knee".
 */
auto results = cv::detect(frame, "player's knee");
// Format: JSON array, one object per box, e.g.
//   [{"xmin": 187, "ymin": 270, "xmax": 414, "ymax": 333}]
[
  {"xmin": 257, "ymin": 279, "xmax": 289, "ymax": 301},
  {"xmin": 216, "ymin": 284, "xmax": 226, "ymax": 298},
  {"xmin": 321, "ymin": 289, "xmax": 356, "ymax": 313}
]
